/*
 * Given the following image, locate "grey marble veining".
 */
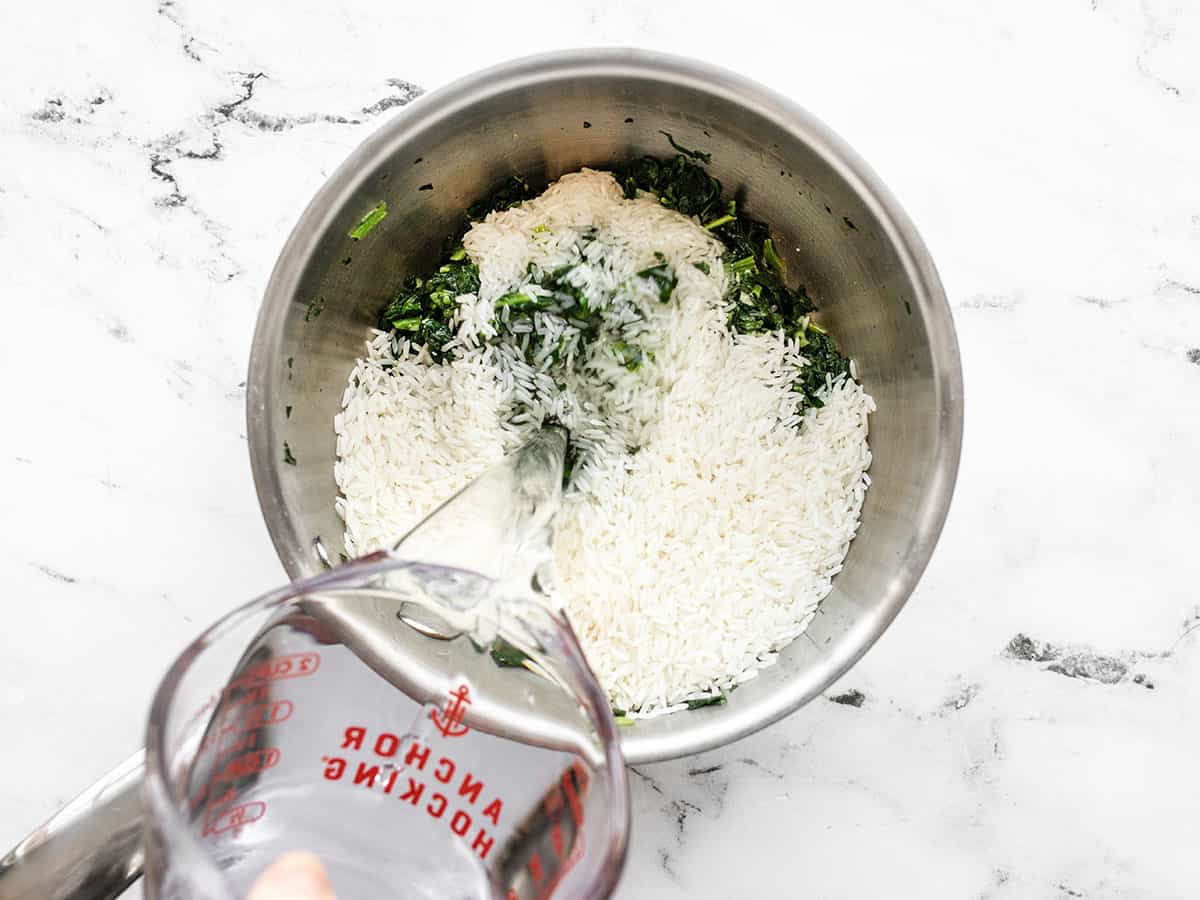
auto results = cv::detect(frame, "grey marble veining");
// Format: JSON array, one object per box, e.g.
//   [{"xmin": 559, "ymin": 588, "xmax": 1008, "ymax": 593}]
[{"xmin": 2, "ymin": 0, "xmax": 1199, "ymax": 897}]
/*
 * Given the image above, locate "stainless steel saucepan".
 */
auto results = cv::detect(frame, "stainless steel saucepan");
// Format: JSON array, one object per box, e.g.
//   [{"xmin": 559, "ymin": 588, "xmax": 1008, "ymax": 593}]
[{"xmin": 245, "ymin": 48, "xmax": 963, "ymax": 763}]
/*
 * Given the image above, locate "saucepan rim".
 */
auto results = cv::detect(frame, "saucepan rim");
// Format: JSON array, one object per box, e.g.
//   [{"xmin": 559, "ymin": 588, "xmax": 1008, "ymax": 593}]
[{"xmin": 245, "ymin": 47, "xmax": 963, "ymax": 765}]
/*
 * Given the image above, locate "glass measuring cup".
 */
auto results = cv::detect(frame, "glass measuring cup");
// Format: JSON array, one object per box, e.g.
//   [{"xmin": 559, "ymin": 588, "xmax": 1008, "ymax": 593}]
[
  {"xmin": 0, "ymin": 428, "xmax": 629, "ymax": 900},
  {"xmin": 143, "ymin": 550, "xmax": 629, "ymax": 899}
]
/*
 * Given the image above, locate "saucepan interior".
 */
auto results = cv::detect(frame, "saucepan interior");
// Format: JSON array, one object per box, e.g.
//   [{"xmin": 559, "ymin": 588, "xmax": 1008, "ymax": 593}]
[{"xmin": 246, "ymin": 49, "xmax": 963, "ymax": 765}]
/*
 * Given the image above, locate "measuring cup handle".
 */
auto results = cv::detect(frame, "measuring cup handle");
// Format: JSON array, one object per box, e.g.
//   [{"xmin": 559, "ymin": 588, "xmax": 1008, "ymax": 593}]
[{"xmin": 0, "ymin": 750, "xmax": 145, "ymax": 900}]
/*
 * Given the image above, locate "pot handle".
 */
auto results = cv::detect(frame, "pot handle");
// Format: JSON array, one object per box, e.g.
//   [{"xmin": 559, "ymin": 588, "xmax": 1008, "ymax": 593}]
[{"xmin": 0, "ymin": 751, "xmax": 145, "ymax": 900}]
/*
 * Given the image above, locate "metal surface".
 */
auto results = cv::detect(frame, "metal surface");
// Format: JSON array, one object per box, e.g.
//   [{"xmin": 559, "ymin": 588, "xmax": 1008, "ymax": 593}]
[
  {"xmin": 0, "ymin": 751, "xmax": 144, "ymax": 900},
  {"xmin": 247, "ymin": 48, "xmax": 963, "ymax": 764}
]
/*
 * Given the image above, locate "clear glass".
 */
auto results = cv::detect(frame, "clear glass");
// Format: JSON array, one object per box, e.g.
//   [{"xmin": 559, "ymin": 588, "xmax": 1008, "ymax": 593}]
[
  {"xmin": 143, "ymin": 555, "xmax": 629, "ymax": 899},
  {"xmin": 143, "ymin": 430, "xmax": 629, "ymax": 899}
]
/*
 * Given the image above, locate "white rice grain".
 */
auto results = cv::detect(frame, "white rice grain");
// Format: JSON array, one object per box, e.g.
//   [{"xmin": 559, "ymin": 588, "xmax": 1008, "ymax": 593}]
[{"xmin": 334, "ymin": 170, "xmax": 874, "ymax": 713}]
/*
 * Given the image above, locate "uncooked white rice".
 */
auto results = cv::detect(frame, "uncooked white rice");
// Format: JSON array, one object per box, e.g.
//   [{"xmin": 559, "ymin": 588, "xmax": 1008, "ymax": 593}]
[{"xmin": 334, "ymin": 169, "xmax": 874, "ymax": 714}]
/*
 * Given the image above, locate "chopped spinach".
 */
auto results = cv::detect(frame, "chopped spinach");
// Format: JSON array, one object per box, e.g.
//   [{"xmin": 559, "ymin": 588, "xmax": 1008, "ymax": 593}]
[
  {"xmin": 380, "ymin": 252, "xmax": 480, "ymax": 361},
  {"xmin": 762, "ymin": 237, "xmax": 787, "ymax": 279},
  {"xmin": 561, "ymin": 441, "xmax": 580, "ymax": 488},
  {"xmin": 376, "ymin": 147, "xmax": 853, "ymax": 440},
  {"xmin": 636, "ymin": 262, "xmax": 677, "ymax": 303},
  {"xmin": 618, "ymin": 154, "xmax": 725, "ymax": 220},
  {"xmin": 720, "ymin": 217, "xmax": 815, "ymax": 335},
  {"xmin": 348, "ymin": 201, "xmax": 387, "ymax": 240},
  {"xmin": 788, "ymin": 325, "xmax": 850, "ymax": 409},
  {"xmin": 490, "ymin": 638, "xmax": 531, "ymax": 668},
  {"xmin": 615, "ymin": 153, "xmax": 854, "ymax": 413},
  {"xmin": 491, "ymin": 236, "xmax": 650, "ymax": 378},
  {"xmin": 619, "ymin": 147, "xmax": 850, "ymax": 410},
  {"xmin": 495, "ymin": 290, "xmax": 551, "ymax": 312},
  {"xmin": 611, "ymin": 339, "xmax": 643, "ymax": 371},
  {"xmin": 703, "ymin": 211, "xmax": 736, "ymax": 230},
  {"xmin": 685, "ymin": 694, "xmax": 727, "ymax": 710},
  {"xmin": 468, "ymin": 174, "xmax": 537, "ymax": 221}
]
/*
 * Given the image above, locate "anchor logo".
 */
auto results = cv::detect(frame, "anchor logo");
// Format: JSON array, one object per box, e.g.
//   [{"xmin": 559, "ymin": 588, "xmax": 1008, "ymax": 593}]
[
  {"xmin": 430, "ymin": 684, "xmax": 472, "ymax": 738},
  {"xmin": 204, "ymin": 800, "xmax": 266, "ymax": 836}
]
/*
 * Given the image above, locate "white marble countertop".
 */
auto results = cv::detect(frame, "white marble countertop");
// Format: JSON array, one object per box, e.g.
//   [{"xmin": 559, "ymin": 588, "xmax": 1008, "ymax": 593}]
[{"xmin": 3, "ymin": 1, "xmax": 1200, "ymax": 897}]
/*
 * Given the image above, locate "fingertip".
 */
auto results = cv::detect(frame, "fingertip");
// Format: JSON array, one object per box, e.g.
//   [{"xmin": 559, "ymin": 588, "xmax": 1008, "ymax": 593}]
[{"xmin": 246, "ymin": 851, "xmax": 335, "ymax": 900}]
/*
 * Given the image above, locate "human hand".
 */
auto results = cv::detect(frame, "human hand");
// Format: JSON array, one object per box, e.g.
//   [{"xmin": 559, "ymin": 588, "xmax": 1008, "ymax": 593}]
[{"xmin": 246, "ymin": 851, "xmax": 337, "ymax": 900}]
